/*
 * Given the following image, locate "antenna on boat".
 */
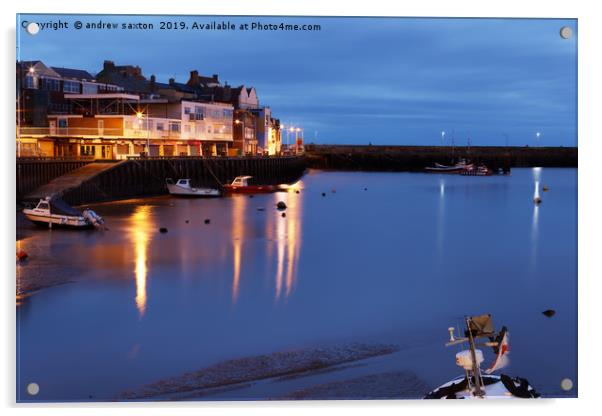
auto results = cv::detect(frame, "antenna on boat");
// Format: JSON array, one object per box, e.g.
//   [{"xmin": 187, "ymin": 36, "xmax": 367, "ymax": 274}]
[{"xmin": 465, "ymin": 316, "xmax": 485, "ymax": 397}]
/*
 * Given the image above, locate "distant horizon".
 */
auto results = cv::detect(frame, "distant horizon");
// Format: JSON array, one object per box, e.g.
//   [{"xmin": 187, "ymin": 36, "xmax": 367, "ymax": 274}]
[{"xmin": 18, "ymin": 15, "xmax": 577, "ymax": 147}]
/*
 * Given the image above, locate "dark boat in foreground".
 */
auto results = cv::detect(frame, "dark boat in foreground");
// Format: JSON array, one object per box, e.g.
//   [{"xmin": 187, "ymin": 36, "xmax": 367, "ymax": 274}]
[{"xmin": 424, "ymin": 314, "xmax": 540, "ymax": 399}]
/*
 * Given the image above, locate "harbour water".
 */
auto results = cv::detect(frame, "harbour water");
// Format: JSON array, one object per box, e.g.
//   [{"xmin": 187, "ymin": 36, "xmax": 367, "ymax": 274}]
[{"xmin": 16, "ymin": 168, "xmax": 578, "ymax": 401}]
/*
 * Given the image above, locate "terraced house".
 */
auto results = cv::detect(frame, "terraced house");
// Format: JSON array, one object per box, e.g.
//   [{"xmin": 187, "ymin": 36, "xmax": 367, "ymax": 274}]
[{"xmin": 16, "ymin": 60, "xmax": 283, "ymax": 158}]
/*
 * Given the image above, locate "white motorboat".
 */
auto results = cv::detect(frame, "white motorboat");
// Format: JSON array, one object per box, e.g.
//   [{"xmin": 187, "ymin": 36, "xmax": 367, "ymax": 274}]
[
  {"xmin": 166, "ymin": 178, "xmax": 220, "ymax": 197},
  {"xmin": 23, "ymin": 197, "xmax": 105, "ymax": 229},
  {"xmin": 424, "ymin": 314, "xmax": 540, "ymax": 399}
]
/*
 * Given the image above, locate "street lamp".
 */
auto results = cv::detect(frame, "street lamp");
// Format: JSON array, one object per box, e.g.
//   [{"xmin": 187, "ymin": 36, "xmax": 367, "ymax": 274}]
[
  {"xmin": 441, "ymin": 131, "xmax": 446, "ymax": 144},
  {"xmin": 235, "ymin": 119, "xmax": 245, "ymax": 154},
  {"xmin": 136, "ymin": 109, "xmax": 150, "ymax": 156},
  {"xmin": 535, "ymin": 131, "xmax": 541, "ymax": 147},
  {"xmin": 17, "ymin": 64, "xmax": 35, "ymax": 158}
]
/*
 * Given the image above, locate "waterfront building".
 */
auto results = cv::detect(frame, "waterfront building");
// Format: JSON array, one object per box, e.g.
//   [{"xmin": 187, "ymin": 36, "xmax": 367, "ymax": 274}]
[
  {"xmin": 17, "ymin": 59, "xmax": 281, "ymax": 158},
  {"xmin": 16, "ymin": 60, "xmax": 123, "ymax": 156}
]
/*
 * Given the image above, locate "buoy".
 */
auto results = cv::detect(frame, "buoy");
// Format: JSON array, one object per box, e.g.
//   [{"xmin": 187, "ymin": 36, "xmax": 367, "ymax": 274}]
[
  {"xmin": 543, "ymin": 185, "xmax": 549, "ymax": 192},
  {"xmin": 185, "ymin": 220, "xmax": 189, "ymax": 224},
  {"xmin": 321, "ymin": 192, "xmax": 326, "ymax": 197},
  {"xmin": 281, "ymin": 212, "xmax": 286, "ymax": 217},
  {"xmin": 16, "ymin": 250, "xmax": 28, "ymax": 261},
  {"xmin": 364, "ymin": 188, "xmax": 368, "ymax": 191},
  {"xmin": 159, "ymin": 227, "xmax": 168, "ymax": 233},
  {"xmin": 204, "ymin": 219, "xmax": 211, "ymax": 224},
  {"xmin": 257, "ymin": 207, "xmax": 265, "ymax": 211},
  {"xmin": 276, "ymin": 201, "xmax": 287, "ymax": 210},
  {"xmin": 542, "ymin": 309, "xmax": 556, "ymax": 318}
]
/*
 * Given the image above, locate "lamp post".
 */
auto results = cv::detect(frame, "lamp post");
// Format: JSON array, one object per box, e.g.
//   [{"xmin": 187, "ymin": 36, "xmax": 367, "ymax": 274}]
[
  {"xmin": 535, "ymin": 131, "xmax": 541, "ymax": 147},
  {"xmin": 295, "ymin": 127, "xmax": 301, "ymax": 154},
  {"xmin": 441, "ymin": 130, "xmax": 446, "ymax": 145},
  {"xmin": 235, "ymin": 118, "xmax": 245, "ymax": 155},
  {"xmin": 17, "ymin": 65, "xmax": 35, "ymax": 158},
  {"xmin": 136, "ymin": 108, "xmax": 150, "ymax": 156}
]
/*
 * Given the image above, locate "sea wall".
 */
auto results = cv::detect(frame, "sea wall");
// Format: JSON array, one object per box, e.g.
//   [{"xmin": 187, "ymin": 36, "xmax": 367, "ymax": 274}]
[
  {"xmin": 59, "ymin": 156, "xmax": 307, "ymax": 205},
  {"xmin": 16, "ymin": 158, "xmax": 93, "ymax": 199},
  {"xmin": 304, "ymin": 145, "xmax": 577, "ymax": 171}
]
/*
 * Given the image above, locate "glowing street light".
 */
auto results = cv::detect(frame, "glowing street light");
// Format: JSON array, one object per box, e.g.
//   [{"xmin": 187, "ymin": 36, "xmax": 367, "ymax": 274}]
[{"xmin": 535, "ymin": 131, "xmax": 541, "ymax": 147}]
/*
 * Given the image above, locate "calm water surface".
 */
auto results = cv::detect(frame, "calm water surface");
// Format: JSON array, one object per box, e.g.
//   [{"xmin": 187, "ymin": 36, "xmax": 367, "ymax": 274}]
[{"xmin": 16, "ymin": 168, "xmax": 577, "ymax": 401}]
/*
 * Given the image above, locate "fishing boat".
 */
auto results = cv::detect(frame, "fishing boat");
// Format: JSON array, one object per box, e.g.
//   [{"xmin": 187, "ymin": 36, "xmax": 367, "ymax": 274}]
[
  {"xmin": 166, "ymin": 178, "xmax": 220, "ymax": 197},
  {"xmin": 424, "ymin": 314, "xmax": 540, "ymax": 399},
  {"xmin": 222, "ymin": 176, "xmax": 279, "ymax": 194},
  {"xmin": 425, "ymin": 160, "xmax": 474, "ymax": 173},
  {"xmin": 23, "ymin": 197, "xmax": 105, "ymax": 229},
  {"xmin": 459, "ymin": 165, "xmax": 493, "ymax": 176}
]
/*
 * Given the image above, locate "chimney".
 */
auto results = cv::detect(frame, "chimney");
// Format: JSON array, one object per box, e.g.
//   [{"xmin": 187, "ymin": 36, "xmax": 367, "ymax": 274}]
[
  {"xmin": 103, "ymin": 60, "xmax": 115, "ymax": 71},
  {"xmin": 212, "ymin": 74, "xmax": 219, "ymax": 82},
  {"xmin": 188, "ymin": 70, "xmax": 199, "ymax": 86},
  {"xmin": 150, "ymin": 75, "xmax": 156, "ymax": 92},
  {"xmin": 169, "ymin": 78, "xmax": 175, "ymax": 86}
]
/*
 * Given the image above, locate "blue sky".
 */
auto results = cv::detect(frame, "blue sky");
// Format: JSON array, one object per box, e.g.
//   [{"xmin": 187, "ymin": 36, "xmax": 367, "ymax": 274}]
[{"xmin": 17, "ymin": 15, "xmax": 577, "ymax": 146}]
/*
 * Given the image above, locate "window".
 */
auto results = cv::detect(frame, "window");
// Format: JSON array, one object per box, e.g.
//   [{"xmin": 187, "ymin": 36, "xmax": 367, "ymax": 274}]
[
  {"xmin": 58, "ymin": 119, "xmax": 68, "ymax": 128},
  {"xmin": 156, "ymin": 123, "xmax": 165, "ymax": 131},
  {"xmin": 223, "ymin": 109, "xmax": 233, "ymax": 118},
  {"xmin": 207, "ymin": 125, "xmax": 212, "ymax": 133},
  {"xmin": 42, "ymin": 78, "xmax": 61, "ymax": 91},
  {"xmin": 82, "ymin": 83, "xmax": 98, "ymax": 94},
  {"xmin": 170, "ymin": 122, "xmax": 180, "ymax": 132},
  {"xmin": 195, "ymin": 107, "xmax": 204, "ymax": 120},
  {"xmin": 25, "ymin": 75, "xmax": 38, "ymax": 89},
  {"xmin": 184, "ymin": 107, "xmax": 191, "ymax": 114},
  {"xmin": 63, "ymin": 80, "xmax": 80, "ymax": 93}
]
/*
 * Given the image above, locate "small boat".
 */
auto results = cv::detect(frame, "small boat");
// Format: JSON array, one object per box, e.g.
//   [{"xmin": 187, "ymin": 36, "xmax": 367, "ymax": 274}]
[
  {"xmin": 222, "ymin": 176, "xmax": 279, "ymax": 194},
  {"xmin": 424, "ymin": 314, "xmax": 540, "ymax": 399},
  {"xmin": 166, "ymin": 178, "xmax": 220, "ymax": 197},
  {"xmin": 425, "ymin": 160, "xmax": 474, "ymax": 173},
  {"xmin": 460, "ymin": 165, "xmax": 493, "ymax": 176},
  {"xmin": 23, "ymin": 197, "xmax": 105, "ymax": 229}
]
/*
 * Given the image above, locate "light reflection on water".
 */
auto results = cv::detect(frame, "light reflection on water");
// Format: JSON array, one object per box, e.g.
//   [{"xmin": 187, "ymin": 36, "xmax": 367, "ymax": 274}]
[{"xmin": 129, "ymin": 205, "xmax": 154, "ymax": 318}]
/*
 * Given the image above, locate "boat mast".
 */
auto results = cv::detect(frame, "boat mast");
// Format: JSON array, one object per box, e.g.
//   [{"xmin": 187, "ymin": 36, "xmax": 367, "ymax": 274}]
[{"xmin": 465, "ymin": 316, "xmax": 485, "ymax": 397}]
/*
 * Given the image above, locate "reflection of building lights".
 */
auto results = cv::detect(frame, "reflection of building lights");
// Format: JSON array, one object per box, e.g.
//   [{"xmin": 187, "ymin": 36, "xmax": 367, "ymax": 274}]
[
  {"xmin": 273, "ymin": 183, "xmax": 303, "ymax": 300},
  {"xmin": 231, "ymin": 195, "xmax": 246, "ymax": 304},
  {"xmin": 130, "ymin": 205, "xmax": 153, "ymax": 318}
]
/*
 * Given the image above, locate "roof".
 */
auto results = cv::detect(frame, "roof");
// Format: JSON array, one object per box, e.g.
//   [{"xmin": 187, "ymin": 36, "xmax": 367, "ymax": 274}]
[
  {"xmin": 51, "ymin": 67, "xmax": 95, "ymax": 81},
  {"xmin": 95, "ymin": 72, "xmax": 151, "ymax": 94}
]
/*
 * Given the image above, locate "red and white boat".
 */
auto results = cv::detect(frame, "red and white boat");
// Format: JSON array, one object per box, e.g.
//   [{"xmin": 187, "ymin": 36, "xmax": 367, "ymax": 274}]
[
  {"xmin": 222, "ymin": 176, "xmax": 280, "ymax": 194},
  {"xmin": 460, "ymin": 165, "xmax": 493, "ymax": 176}
]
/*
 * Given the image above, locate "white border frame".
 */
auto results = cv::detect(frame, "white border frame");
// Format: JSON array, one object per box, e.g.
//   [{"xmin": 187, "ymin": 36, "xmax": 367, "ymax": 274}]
[{"xmin": 3, "ymin": 1, "xmax": 599, "ymax": 415}]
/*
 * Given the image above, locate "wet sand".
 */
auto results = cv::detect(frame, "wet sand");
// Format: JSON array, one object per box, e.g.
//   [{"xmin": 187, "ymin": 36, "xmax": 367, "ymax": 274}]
[
  {"xmin": 280, "ymin": 371, "xmax": 430, "ymax": 400},
  {"xmin": 122, "ymin": 343, "xmax": 409, "ymax": 400}
]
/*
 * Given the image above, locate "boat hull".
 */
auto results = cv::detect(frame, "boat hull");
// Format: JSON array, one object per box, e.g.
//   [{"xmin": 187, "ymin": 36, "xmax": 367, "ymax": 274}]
[
  {"xmin": 424, "ymin": 167, "xmax": 468, "ymax": 173},
  {"xmin": 222, "ymin": 185, "xmax": 279, "ymax": 194},
  {"xmin": 166, "ymin": 184, "xmax": 220, "ymax": 197},
  {"xmin": 23, "ymin": 211, "xmax": 91, "ymax": 229},
  {"xmin": 424, "ymin": 374, "xmax": 540, "ymax": 399}
]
